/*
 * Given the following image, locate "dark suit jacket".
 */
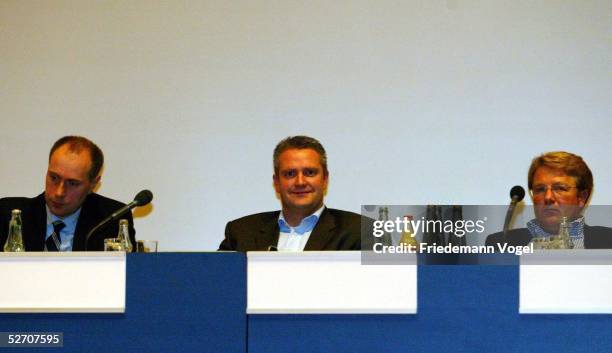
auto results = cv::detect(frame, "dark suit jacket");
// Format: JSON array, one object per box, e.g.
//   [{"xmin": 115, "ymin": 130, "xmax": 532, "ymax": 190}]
[
  {"xmin": 0, "ymin": 193, "xmax": 136, "ymax": 251},
  {"xmin": 218, "ymin": 208, "xmax": 370, "ymax": 252},
  {"xmin": 485, "ymin": 225, "xmax": 612, "ymax": 249}
]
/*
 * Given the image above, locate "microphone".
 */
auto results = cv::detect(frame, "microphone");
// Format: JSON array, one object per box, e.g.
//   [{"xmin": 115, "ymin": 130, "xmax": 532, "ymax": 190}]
[
  {"xmin": 503, "ymin": 186, "xmax": 525, "ymax": 236},
  {"xmin": 86, "ymin": 190, "xmax": 153, "ymax": 243}
]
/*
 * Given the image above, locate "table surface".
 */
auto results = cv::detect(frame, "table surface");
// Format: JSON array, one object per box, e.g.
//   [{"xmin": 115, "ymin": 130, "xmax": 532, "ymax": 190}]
[{"xmin": 0, "ymin": 253, "xmax": 610, "ymax": 353}]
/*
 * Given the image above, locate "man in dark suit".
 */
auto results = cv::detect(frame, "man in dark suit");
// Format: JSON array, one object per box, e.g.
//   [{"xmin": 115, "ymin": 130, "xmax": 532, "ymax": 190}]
[
  {"xmin": 486, "ymin": 226, "xmax": 612, "ymax": 249},
  {"xmin": 486, "ymin": 151, "xmax": 612, "ymax": 249},
  {"xmin": 0, "ymin": 136, "xmax": 135, "ymax": 251},
  {"xmin": 219, "ymin": 136, "xmax": 369, "ymax": 252}
]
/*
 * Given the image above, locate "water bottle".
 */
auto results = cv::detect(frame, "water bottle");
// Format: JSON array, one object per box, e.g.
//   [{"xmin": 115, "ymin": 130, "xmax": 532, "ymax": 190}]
[
  {"xmin": 3, "ymin": 209, "xmax": 25, "ymax": 252},
  {"xmin": 117, "ymin": 219, "xmax": 133, "ymax": 253}
]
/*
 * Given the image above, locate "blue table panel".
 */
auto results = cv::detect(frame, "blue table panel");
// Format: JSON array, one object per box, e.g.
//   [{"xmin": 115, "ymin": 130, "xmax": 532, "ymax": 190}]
[
  {"xmin": 248, "ymin": 265, "xmax": 612, "ymax": 353},
  {"xmin": 0, "ymin": 252, "xmax": 246, "ymax": 353}
]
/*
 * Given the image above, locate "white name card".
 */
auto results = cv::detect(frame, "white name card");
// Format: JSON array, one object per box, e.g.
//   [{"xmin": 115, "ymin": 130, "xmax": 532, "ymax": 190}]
[
  {"xmin": 247, "ymin": 251, "xmax": 417, "ymax": 314},
  {"xmin": 0, "ymin": 252, "xmax": 126, "ymax": 313},
  {"xmin": 520, "ymin": 250, "xmax": 612, "ymax": 314}
]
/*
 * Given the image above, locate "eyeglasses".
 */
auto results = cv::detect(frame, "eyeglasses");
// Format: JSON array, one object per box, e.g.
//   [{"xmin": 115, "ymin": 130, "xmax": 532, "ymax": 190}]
[{"xmin": 531, "ymin": 184, "xmax": 578, "ymax": 197}]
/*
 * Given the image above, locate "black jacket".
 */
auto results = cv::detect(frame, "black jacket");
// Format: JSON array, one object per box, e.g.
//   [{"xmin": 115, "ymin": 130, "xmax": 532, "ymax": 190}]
[
  {"xmin": 219, "ymin": 208, "xmax": 370, "ymax": 252},
  {"xmin": 485, "ymin": 225, "xmax": 612, "ymax": 249},
  {"xmin": 0, "ymin": 193, "xmax": 136, "ymax": 251}
]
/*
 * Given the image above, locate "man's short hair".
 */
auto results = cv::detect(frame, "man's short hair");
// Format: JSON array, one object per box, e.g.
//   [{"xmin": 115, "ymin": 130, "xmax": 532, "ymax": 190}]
[
  {"xmin": 273, "ymin": 136, "xmax": 328, "ymax": 174},
  {"xmin": 49, "ymin": 136, "xmax": 104, "ymax": 181},
  {"xmin": 528, "ymin": 151, "xmax": 593, "ymax": 197}
]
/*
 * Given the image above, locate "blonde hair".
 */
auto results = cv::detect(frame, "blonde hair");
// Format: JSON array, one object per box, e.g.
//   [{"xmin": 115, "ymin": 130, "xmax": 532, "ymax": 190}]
[{"xmin": 528, "ymin": 151, "xmax": 593, "ymax": 197}]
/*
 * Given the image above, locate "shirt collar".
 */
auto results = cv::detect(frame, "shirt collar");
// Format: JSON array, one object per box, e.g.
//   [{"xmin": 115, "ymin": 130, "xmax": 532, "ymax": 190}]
[
  {"xmin": 527, "ymin": 216, "xmax": 585, "ymax": 239},
  {"xmin": 46, "ymin": 206, "xmax": 81, "ymax": 233},
  {"xmin": 278, "ymin": 205, "xmax": 325, "ymax": 235}
]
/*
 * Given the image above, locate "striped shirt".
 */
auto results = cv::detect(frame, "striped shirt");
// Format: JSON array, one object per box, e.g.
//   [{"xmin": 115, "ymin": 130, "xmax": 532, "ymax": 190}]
[{"xmin": 526, "ymin": 216, "xmax": 585, "ymax": 249}]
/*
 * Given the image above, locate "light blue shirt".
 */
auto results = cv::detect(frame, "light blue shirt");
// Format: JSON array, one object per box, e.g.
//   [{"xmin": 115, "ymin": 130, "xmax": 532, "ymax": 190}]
[
  {"xmin": 277, "ymin": 206, "xmax": 324, "ymax": 251},
  {"xmin": 46, "ymin": 206, "xmax": 81, "ymax": 251}
]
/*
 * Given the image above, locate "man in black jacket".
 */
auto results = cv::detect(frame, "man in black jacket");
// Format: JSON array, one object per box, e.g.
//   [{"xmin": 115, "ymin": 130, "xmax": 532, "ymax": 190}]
[
  {"xmin": 0, "ymin": 136, "xmax": 135, "ymax": 251},
  {"xmin": 219, "ymin": 136, "xmax": 371, "ymax": 252},
  {"xmin": 486, "ymin": 151, "xmax": 612, "ymax": 248}
]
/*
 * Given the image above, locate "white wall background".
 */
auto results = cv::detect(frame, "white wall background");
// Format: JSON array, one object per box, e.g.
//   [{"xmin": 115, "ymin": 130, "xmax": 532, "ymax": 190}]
[{"xmin": 1, "ymin": 0, "xmax": 610, "ymax": 250}]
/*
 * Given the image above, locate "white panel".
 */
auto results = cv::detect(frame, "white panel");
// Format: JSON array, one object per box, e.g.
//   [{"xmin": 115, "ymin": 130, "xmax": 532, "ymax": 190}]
[
  {"xmin": 247, "ymin": 251, "xmax": 417, "ymax": 314},
  {"xmin": 520, "ymin": 250, "xmax": 612, "ymax": 314},
  {"xmin": 0, "ymin": 252, "xmax": 126, "ymax": 313}
]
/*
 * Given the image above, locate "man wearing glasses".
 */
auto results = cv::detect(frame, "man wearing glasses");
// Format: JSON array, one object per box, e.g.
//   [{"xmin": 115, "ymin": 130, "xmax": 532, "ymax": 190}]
[{"xmin": 486, "ymin": 151, "xmax": 612, "ymax": 248}]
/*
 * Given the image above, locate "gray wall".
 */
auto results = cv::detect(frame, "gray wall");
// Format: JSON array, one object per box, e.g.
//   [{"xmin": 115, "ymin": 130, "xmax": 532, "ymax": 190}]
[{"xmin": 1, "ymin": 1, "xmax": 610, "ymax": 250}]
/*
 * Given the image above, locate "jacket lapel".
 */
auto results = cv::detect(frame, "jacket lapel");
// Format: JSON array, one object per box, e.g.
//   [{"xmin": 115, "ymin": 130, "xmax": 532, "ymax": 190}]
[
  {"xmin": 256, "ymin": 211, "xmax": 281, "ymax": 251},
  {"xmin": 583, "ymin": 225, "xmax": 592, "ymax": 248},
  {"xmin": 304, "ymin": 208, "xmax": 336, "ymax": 251},
  {"xmin": 25, "ymin": 193, "xmax": 47, "ymax": 251},
  {"xmin": 72, "ymin": 195, "xmax": 96, "ymax": 251}
]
